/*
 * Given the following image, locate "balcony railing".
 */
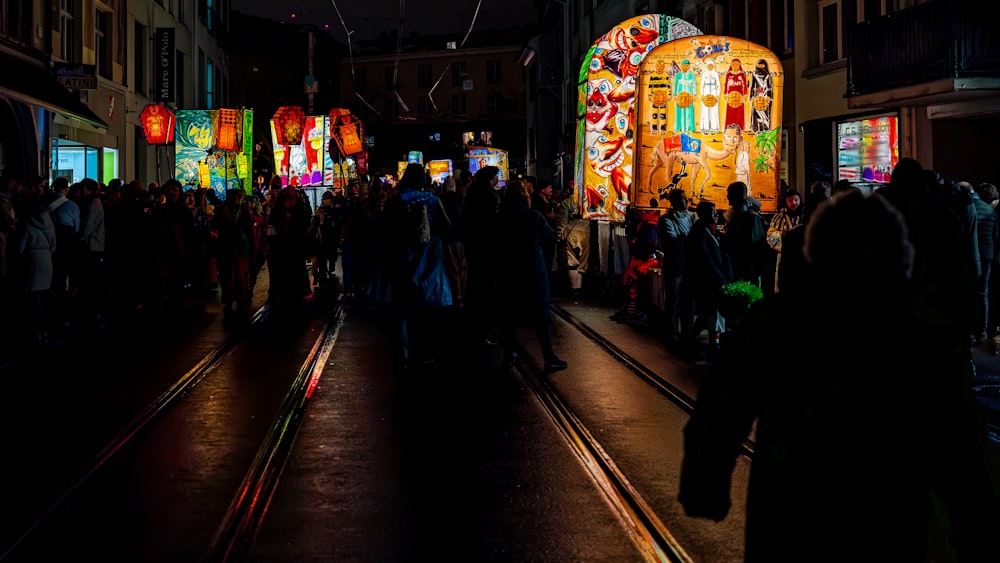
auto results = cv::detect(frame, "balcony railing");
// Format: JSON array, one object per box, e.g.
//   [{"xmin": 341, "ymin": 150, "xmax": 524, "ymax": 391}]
[{"xmin": 845, "ymin": 0, "xmax": 1000, "ymax": 97}]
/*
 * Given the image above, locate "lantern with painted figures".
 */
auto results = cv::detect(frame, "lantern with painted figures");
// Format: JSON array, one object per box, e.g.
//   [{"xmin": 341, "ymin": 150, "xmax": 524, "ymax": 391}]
[
  {"xmin": 273, "ymin": 106, "xmax": 306, "ymax": 146},
  {"xmin": 139, "ymin": 103, "xmax": 176, "ymax": 145},
  {"xmin": 217, "ymin": 108, "xmax": 241, "ymax": 150}
]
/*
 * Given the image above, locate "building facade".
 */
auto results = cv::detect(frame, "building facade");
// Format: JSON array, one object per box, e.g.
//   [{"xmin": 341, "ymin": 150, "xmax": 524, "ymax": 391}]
[
  {"xmin": 340, "ymin": 32, "xmax": 530, "ymax": 178},
  {"xmin": 0, "ymin": 0, "xmax": 230, "ymax": 187},
  {"xmin": 0, "ymin": 0, "xmax": 110, "ymax": 184},
  {"xmin": 127, "ymin": 0, "xmax": 231, "ymax": 186}
]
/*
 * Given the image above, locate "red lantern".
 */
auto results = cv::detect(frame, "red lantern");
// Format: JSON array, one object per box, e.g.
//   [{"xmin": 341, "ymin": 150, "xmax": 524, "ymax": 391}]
[
  {"xmin": 273, "ymin": 106, "xmax": 306, "ymax": 146},
  {"xmin": 217, "ymin": 108, "xmax": 240, "ymax": 150},
  {"xmin": 139, "ymin": 103, "xmax": 176, "ymax": 145}
]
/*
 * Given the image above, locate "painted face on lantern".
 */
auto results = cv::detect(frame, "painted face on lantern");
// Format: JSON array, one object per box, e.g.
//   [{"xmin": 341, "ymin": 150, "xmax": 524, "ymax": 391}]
[
  {"xmin": 587, "ymin": 134, "xmax": 625, "ymax": 178},
  {"xmin": 586, "ymin": 78, "xmax": 615, "ymax": 132}
]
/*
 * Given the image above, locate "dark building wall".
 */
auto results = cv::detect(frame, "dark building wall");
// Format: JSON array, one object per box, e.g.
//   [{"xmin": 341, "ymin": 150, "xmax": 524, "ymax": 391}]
[{"xmin": 932, "ymin": 117, "xmax": 1000, "ymax": 186}]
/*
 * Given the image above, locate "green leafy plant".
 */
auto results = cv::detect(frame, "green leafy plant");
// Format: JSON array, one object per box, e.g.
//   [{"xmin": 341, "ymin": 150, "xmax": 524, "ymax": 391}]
[{"xmin": 718, "ymin": 280, "xmax": 764, "ymax": 321}]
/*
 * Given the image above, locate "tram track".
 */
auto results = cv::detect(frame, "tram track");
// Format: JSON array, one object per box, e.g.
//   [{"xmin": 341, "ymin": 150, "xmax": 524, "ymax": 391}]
[
  {"xmin": 0, "ymin": 296, "xmax": 352, "ymax": 562},
  {"xmin": 0, "ymin": 303, "xmax": 274, "ymax": 560},
  {"xmin": 207, "ymin": 300, "xmax": 346, "ymax": 563},
  {"xmin": 514, "ymin": 350, "xmax": 693, "ymax": 563},
  {"xmin": 550, "ymin": 302, "xmax": 754, "ymax": 458},
  {"xmin": 501, "ymin": 302, "xmax": 761, "ymax": 561}
]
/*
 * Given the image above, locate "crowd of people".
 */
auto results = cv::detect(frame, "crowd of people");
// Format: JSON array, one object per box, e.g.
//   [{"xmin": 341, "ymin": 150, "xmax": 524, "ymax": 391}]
[
  {"xmin": 0, "ymin": 174, "xmax": 356, "ymax": 357},
  {"xmin": 1, "ymin": 156, "xmax": 998, "ymax": 557}
]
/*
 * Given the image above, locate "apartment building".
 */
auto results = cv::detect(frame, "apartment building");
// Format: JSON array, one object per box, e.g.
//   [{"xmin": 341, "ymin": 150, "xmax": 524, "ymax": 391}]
[
  {"xmin": 340, "ymin": 31, "xmax": 529, "ymax": 176},
  {"xmin": 127, "ymin": 0, "xmax": 230, "ymax": 185}
]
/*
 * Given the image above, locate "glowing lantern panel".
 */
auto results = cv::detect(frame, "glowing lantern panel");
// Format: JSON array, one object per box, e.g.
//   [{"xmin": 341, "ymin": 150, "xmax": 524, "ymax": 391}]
[
  {"xmin": 139, "ymin": 103, "xmax": 176, "ymax": 145},
  {"xmin": 217, "ymin": 108, "xmax": 240, "ymax": 150},
  {"xmin": 273, "ymin": 106, "xmax": 306, "ymax": 146}
]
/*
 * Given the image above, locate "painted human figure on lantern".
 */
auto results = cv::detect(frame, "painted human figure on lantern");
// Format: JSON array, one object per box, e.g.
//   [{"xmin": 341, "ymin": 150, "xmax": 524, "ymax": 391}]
[
  {"xmin": 723, "ymin": 58, "xmax": 748, "ymax": 130},
  {"xmin": 672, "ymin": 59, "xmax": 697, "ymax": 132},
  {"xmin": 750, "ymin": 58, "xmax": 773, "ymax": 133}
]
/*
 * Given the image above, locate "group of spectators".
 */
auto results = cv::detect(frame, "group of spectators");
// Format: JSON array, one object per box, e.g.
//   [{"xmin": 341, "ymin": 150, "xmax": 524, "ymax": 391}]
[{"xmin": 0, "ymin": 173, "xmax": 362, "ymax": 359}]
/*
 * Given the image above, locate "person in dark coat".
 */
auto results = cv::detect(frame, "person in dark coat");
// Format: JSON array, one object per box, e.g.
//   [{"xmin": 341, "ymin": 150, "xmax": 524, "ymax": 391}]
[
  {"xmin": 267, "ymin": 186, "xmax": 313, "ymax": 310},
  {"xmin": 680, "ymin": 200, "xmax": 731, "ymax": 356},
  {"xmin": 378, "ymin": 163, "xmax": 452, "ymax": 372},
  {"xmin": 679, "ymin": 189, "xmax": 1000, "ymax": 561},
  {"xmin": 495, "ymin": 179, "xmax": 567, "ymax": 374},
  {"xmin": 460, "ymin": 166, "xmax": 502, "ymax": 349}
]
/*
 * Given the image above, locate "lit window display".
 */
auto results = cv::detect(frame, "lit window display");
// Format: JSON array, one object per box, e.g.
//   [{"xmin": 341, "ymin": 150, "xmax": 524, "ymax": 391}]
[{"xmin": 837, "ymin": 115, "xmax": 899, "ymax": 183}]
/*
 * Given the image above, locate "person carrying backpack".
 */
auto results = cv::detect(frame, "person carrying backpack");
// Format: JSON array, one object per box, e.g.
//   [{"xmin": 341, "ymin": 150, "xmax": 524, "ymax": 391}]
[{"xmin": 378, "ymin": 162, "xmax": 452, "ymax": 373}]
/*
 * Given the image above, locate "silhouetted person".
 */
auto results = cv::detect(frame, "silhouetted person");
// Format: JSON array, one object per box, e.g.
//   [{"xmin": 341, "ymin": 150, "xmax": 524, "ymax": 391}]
[
  {"xmin": 679, "ymin": 189, "xmax": 1000, "ymax": 561},
  {"xmin": 878, "ymin": 158, "xmax": 978, "ymax": 380},
  {"xmin": 460, "ymin": 166, "xmax": 502, "ymax": 350},
  {"xmin": 495, "ymin": 180, "xmax": 567, "ymax": 373}
]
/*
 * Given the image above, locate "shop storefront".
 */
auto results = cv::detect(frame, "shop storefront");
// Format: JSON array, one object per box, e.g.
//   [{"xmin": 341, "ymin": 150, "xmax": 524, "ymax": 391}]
[
  {"xmin": 49, "ymin": 82, "xmax": 125, "ymax": 185},
  {"xmin": 835, "ymin": 113, "xmax": 899, "ymax": 187},
  {"xmin": 0, "ymin": 51, "xmax": 107, "ymax": 183}
]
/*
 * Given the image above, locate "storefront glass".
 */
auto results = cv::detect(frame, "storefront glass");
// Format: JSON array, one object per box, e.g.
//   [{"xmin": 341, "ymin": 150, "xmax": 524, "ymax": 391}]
[
  {"xmin": 836, "ymin": 115, "xmax": 899, "ymax": 183},
  {"xmin": 52, "ymin": 139, "xmax": 102, "ymax": 184}
]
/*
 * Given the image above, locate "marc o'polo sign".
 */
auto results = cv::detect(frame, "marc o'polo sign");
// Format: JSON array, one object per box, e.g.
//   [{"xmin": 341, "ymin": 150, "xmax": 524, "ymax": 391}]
[
  {"xmin": 156, "ymin": 27, "xmax": 175, "ymax": 103},
  {"xmin": 53, "ymin": 63, "xmax": 96, "ymax": 90}
]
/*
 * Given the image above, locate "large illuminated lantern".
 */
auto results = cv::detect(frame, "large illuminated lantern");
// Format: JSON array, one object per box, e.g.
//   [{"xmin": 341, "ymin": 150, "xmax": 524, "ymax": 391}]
[
  {"xmin": 139, "ymin": 103, "xmax": 176, "ymax": 145},
  {"xmin": 634, "ymin": 36, "xmax": 783, "ymax": 212},
  {"xmin": 174, "ymin": 109, "xmax": 254, "ymax": 197},
  {"xmin": 273, "ymin": 106, "xmax": 307, "ymax": 146},
  {"xmin": 576, "ymin": 14, "xmax": 702, "ymax": 221}
]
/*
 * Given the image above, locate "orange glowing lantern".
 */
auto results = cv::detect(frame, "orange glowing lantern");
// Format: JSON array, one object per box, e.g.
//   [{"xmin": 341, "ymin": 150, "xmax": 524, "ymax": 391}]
[
  {"xmin": 139, "ymin": 103, "xmax": 176, "ymax": 145},
  {"xmin": 273, "ymin": 106, "xmax": 306, "ymax": 146},
  {"xmin": 328, "ymin": 109, "xmax": 364, "ymax": 156},
  {"xmin": 217, "ymin": 108, "xmax": 240, "ymax": 150}
]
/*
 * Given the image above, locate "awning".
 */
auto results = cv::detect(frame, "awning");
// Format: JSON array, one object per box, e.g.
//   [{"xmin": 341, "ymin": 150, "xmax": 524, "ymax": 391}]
[{"xmin": 0, "ymin": 51, "xmax": 108, "ymax": 131}]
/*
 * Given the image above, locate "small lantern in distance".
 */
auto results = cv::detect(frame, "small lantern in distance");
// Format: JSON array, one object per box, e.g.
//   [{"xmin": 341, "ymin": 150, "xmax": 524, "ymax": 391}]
[
  {"xmin": 139, "ymin": 103, "xmax": 176, "ymax": 145},
  {"xmin": 273, "ymin": 106, "xmax": 306, "ymax": 146}
]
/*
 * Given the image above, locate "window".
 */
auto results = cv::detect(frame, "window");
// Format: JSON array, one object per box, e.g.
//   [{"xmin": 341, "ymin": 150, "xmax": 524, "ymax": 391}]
[
  {"xmin": 198, "ymin": 48, "xmax": 205, "ymax": 107},
  {"xmin": 2, "ymin": 0, "xmax": 31, "ymax": 43},
  {"xmin": 384, "ymin": 97, "xmax": 397, "ymax": 120},
  {"xmin": 355, "ymin": 68, "xmax": 367, "ymax": 92},
  {"xmin": 96, "ymin": 9, "xmax": 111, "ymax": 79},
  {"xmin": 487, "ymin": 92, "xmax": 504, "ymax": 118},
  {"xmin": 452, "ymin": 62, "xmax": 466, "ymax": 87},
  {"xmin": 206, "ymin": 58, "xmax": 214, "ymax": 108},
  {"xmin": 417, "ymin": 64, "xmax": 432, "ymax": 88},
  {"xmin": 452, "ymin": 94, "xmax": 466, "ymax": 117},
  {"xmin": 417, "ymin": 97, "xmax": 432, "ymax": 116},
  {"xmin": 133, "ymin": 21, "xmax": 146, "ymax": 95},
  {"xmin": 486, "ymin": 59, "xmax": 502, "ymax": 84},
  {"xmin": 59, "ymin": 0, "xmax": 75, "ymax": 62},
  {"xmin": 818, "ymin": 0, "xmax": 841, "ymax": 64},
  {"xmin": 384, "ymin": 66, "xmax": 394, "ymax": 89},
  {"xmin": 817, "ymin": 0, "xmax": 891, "ymax": 65}
]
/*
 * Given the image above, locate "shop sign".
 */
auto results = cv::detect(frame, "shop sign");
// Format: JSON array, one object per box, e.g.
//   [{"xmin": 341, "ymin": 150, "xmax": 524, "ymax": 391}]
[
  {"xmin": 54, "ymin": 63, "xmax": 96, "ymax": 90},
  {"xmin": 156, "ymin": 28, "xmax": 176, "ymax": 103}
]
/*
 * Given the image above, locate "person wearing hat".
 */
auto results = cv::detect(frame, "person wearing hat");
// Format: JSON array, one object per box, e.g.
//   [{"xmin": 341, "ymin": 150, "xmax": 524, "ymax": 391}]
[{"xmin": 673, "ymin": 59, "xmax": 697, "ymax": 133}]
